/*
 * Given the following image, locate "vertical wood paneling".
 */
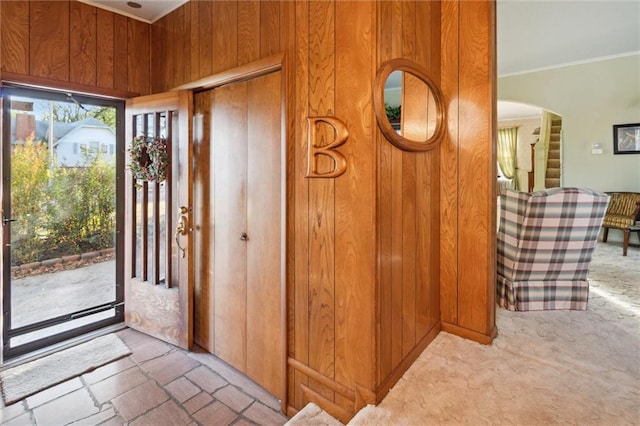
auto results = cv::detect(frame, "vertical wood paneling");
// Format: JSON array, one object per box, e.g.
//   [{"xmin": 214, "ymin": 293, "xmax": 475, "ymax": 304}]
[
  {"xmin": 136, "ymin": 0, "xmax": 497, "ymax": 418},
  {"xmin": 150, "ymin": 16, "xmax": 164, "ymax": 94},
  {"xmin": 376, "ymin": 0, "xmax": 393, "ymax": 385},
  {"xmin": 96, "ymin": 9, "xmax": 114, "ymax": 89},
  {"xmin": 280, "ymin": 0, "xmax": 297, "ymax": 411},
  {"xmin": 457, "ymin": 0, "xmax": 495, "ymax": 335},
  {"xmin": 1, "ymin": 2, "xmax": 148, "ymax": 96},
  {"xmin": 168, "ymin": 11, "xmax": 178, "ymax": 90},
  {"xmin": 415, "ymin": 0, "xmax": 441, "ymax": 337},
  {"xmin": 308, "ymin": 0, "xmax": 336, "ymax": 399},
  {"xmin": 260, "ymin": 1, "xmax": 280, "ymax": 57},
  {"xmin": 198, "ymin": 1, "xmax": 213, "ymax": 79},
  {"xmin": 400, "ymin": 149, "xmax": 417, "ymax": 357},
  {"xmin": 376, "ymin": 0, "xmax": 446, "ymax": 393},
  {"xmin": 127, "ymin": 18, "xmax": 150, "ymax": 95},
  {"xmin": 439, "ymin": 0, "xmax": 496, "ymax": 343},
  {"xmin": 440, "ymin": 0, "xmax": 460, "ymax": 325},
  {"xmin": 400, "ymin": 0, "xmax": 417, "ymax": 357},
  {"xmin": 1, "ymin": 0, "xmax": 29, "ymax": 75},
  {"xmin": 171, "ymin": 8, "xmax": 185, "ymax": 88},
  {"xmin": 292, "ymin": 0, "xmax": 310, "ymax": 409},
  {"xmin": 161, "ymin": 15, "xmax": 172, "ymax": 92},
  {"xmin": 237, "ymin": 1, "xmax": 260, "ymax": 66},
  {"xmin": 181, "ymin": 3, "xmax": 191, "ymax": 86},
  {"xmin": 212, "ymin": 1, "xmax": 238, "ymax": 74},
  {"xmin": 335, "ymin": 0, "xmax": 376, "ymax": 397},
  {"xmin": 30, "ymin": 1, "xmax": 69, "ymax": 80},
  {"xmin": 188, "ymin": 2, "xmax": 199, "ymax": 82},
  {"xmin": 70, "ymin": 2, "xmax": 97, "ymax": 86},
  {"xmin": 113, "ymin": 13, "xmax": 128, "ymax": 92},
  {"xmin": 389, "ymin": 0, "xmax": 404, "ymax": 371}
]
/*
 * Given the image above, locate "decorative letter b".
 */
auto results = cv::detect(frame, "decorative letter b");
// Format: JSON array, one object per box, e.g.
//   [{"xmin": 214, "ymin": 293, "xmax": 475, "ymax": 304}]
[{"xmin": 306, "ymin": 117, "xmax": 349, "ymax": 178}]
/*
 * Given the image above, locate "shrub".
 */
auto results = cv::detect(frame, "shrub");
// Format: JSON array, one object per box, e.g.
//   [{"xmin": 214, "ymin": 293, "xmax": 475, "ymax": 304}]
[
  {"xmin": 10, "ymin": 141, "xmax": 116, "ymax": 265},
  {"xmin": 46, "ymin": 154, "xmax": 116, "ymax": 254},
  {"xmin": 10, "ymin": 139, "xmax": 51, "ymax": 264}
]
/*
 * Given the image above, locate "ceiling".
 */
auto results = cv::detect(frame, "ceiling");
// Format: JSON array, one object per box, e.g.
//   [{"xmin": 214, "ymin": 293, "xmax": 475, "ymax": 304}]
[
  {"xmin": 80, "ymin": 0, "xmax": 186, "ymax": 23},
  {"xmin": 497, "ymin": 101, "xmax": 541, "ymax": 121},
  {"xmin": 497, "ymin": 0, "xmax": 639, "ymax": 120},
  {"xmin": 497, "ymin": 0, "xmax": 640, "ymax": 76}
]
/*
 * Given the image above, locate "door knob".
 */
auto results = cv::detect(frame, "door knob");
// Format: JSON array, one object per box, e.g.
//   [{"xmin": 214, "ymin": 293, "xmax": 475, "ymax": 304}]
[{"xmin": 240, "ymin": 232, "xmax": 248, "ymax": 241}]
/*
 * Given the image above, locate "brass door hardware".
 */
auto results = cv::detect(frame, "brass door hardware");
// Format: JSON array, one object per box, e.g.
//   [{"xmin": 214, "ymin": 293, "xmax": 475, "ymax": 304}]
[{"xmin": 175, "ymin": 206, "xmax": 189, "ymax": 258}]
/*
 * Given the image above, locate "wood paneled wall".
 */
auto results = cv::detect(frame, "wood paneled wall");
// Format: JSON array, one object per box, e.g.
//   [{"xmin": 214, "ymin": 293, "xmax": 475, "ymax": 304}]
[
  {"xmin": 147, "ymin": 0, "xmax": 496, "ymax": 421},
  {"xmin": 150, "ymin": 1, "xmax": 288, "ymax": 93},
  {"xmin": 376, "ymin": 1, "xmax": 442, "ymax": 398},
  {"xmin": 290, "ymin": 1, "xmax": 377, "ymax": 420},
  {"xmin": 0, "ymin": 0, "xmax": 496, "ymax": 422},
  {"xmin": 150, "ymin": 2, "xmax": 376, "ymax": 420},
  {"xmin": 0, "ymin": 0, "xmax": 150, "ymax": 97},
  {"xmin": 440, "ymin": 0, "xmax": 497, "ymax": 343}
]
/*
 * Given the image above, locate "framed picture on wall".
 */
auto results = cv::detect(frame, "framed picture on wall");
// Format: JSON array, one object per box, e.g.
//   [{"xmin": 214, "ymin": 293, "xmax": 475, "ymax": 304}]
[{"xmin": 613, "ymin": 122, "xmax": 640, "ymax": 154}]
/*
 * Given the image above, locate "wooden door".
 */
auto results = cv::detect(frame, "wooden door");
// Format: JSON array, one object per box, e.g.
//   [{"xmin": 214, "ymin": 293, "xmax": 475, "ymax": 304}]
[
  {"xmin": 124, "ymin": 91, "xmax": 193, "ymax": 349},
  {"xmin": 193, "ymin": 71, "xmax": 284, "ymax": 401}
]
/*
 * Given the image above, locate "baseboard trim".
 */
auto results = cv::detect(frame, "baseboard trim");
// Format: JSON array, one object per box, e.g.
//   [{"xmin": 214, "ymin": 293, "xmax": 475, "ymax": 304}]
[
  {"xmin": 375, "ymin": 322, "xmax": 441, "ymax": 403},
  {"xmin": 441, "ymin": 321, "xmax": 497, "ymax": 344},
  {"xmin": 301, "ymin": 384, "xmax": 353, "ymax": 424}
]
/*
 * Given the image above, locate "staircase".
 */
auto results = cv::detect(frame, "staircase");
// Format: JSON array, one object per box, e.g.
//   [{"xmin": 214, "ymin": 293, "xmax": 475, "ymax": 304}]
[{"xmin": 545, "ymin": 117, "xmax": 562, "ymax": 188}]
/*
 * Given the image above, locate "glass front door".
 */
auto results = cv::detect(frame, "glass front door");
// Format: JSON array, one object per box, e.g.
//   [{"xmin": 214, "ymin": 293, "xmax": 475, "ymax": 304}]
[{"xmin": 2, "ymin": 86, "xmax": 124, "ymax": 359}]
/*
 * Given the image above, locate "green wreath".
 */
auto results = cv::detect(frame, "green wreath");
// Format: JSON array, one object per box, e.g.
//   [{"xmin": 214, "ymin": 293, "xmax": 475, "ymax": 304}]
[{"xmin": 128, "ymin": 136, "xmax": 169, "ymax": 183}]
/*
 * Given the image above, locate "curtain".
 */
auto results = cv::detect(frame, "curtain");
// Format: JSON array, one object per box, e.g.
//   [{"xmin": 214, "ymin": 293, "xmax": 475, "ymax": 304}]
[{"xmin": 497, "ymin": 127, "xmax": 519, "ymax": 190}]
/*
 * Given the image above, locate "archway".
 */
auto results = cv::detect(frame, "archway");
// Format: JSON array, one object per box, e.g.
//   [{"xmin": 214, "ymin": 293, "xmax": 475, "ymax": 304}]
[{"xmin": 497, "ymin": 100, "xmax": 563, "ymax": 193}]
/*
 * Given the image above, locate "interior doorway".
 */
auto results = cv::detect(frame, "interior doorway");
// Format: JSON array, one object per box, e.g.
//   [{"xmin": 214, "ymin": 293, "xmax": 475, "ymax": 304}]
[
  {"xmin": 497, "ymin": 100, "xmax": 563, "ymax": 193},
  {"xmin": 1, "ymin": 86, "xmax": 125, "ymax": 359}
]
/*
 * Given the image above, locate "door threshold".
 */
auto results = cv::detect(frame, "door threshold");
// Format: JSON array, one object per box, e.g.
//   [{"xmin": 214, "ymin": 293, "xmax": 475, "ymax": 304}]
[{"xmin": 1, "ymin": 322, "xmax": 126, "ymax": 369}]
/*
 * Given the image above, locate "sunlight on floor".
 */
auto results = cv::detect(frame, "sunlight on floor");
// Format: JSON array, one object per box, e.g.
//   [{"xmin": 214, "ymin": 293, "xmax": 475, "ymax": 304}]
[{"xmin": 590, "ymin": 285, "xmax": 640, "ymax": 317}]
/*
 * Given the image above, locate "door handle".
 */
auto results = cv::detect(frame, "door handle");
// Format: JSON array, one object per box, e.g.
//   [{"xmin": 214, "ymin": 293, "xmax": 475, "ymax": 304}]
[
  {"xmin": 2, "ymin": 216, "xmax": 17, "ymax": 225},
  {"xmin": 175, "ymin": 218, "xmax": 187, "ymax": 258},
  {"xmin": 175, "ymin": 206, "xmax": 189, "ymax": 258},
  {"xmin": 240, "ymin": 232, "xmax": 248, "ymax": 241}
]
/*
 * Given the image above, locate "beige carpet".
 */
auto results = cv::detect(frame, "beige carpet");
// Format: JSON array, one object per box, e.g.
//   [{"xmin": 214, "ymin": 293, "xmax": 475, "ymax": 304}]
[
  {"xmin": 0, "ymin": 333, "xmax": 131, "ymax": 405},
  {"xmin": 289, "ymin": 241, "xmax": 639, "ymax": 425}
]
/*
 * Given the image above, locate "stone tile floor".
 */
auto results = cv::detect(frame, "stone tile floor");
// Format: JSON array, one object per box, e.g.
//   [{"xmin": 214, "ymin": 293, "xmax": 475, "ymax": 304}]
[{"xmin": 1, "ymin": 328, "xmax": 289, "ymax": 426}]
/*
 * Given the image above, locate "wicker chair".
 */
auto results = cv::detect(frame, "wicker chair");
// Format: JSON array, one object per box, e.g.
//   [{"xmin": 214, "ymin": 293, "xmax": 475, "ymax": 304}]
[
  {"xmin": 497, "ymin": 188, "xmax": 609, "ymax": 311},
  {"xmin": 601, "ymin": 192, "xmax": 640, "ymax": 256}
]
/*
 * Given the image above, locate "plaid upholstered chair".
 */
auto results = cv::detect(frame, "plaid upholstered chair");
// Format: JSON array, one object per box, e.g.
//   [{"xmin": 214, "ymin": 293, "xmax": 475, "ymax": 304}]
[
  {"xmin": 601, "ymin": 192, "xmax": 640, "ymax": 256},
  {"xmin": 497, "ymin": 188, "xmax": 610, "ymax": 311}
]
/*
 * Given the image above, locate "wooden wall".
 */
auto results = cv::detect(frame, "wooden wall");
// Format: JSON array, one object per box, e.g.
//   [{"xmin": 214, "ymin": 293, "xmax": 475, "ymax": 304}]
[
  {"xmin": 150, "ymin": 1, "xmax": 289, "ymax": 93},
  {"xmin": 440, "ymin": 0, "xmax": 497, "ymax": 343},
  {"xmin": 0, "ymin": 0, "xmax": 150, "ymax": 98},
  {"xmin": 151, "ymin": 1, "xmax": 495, "ymax": 420},
  {"xmin": 0, "ymin": 0, "xmax": 496, "ymax": 422},
  {"xmin": 154, "ymin": 2, "xmax": 378, "ymax": 420},
  {"xmin": 290, "ymin": 1, "xmax": 377, "ymax": 420},
  {"xmin": 376, "ymin": 1, "xmax": 442, "ymax": 397}
]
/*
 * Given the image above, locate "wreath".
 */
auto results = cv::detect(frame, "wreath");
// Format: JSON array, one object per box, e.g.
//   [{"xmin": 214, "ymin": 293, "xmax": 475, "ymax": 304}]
[{"xmin": 128, "ymin": 136, "xmax": 169, "ymax": 183}]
